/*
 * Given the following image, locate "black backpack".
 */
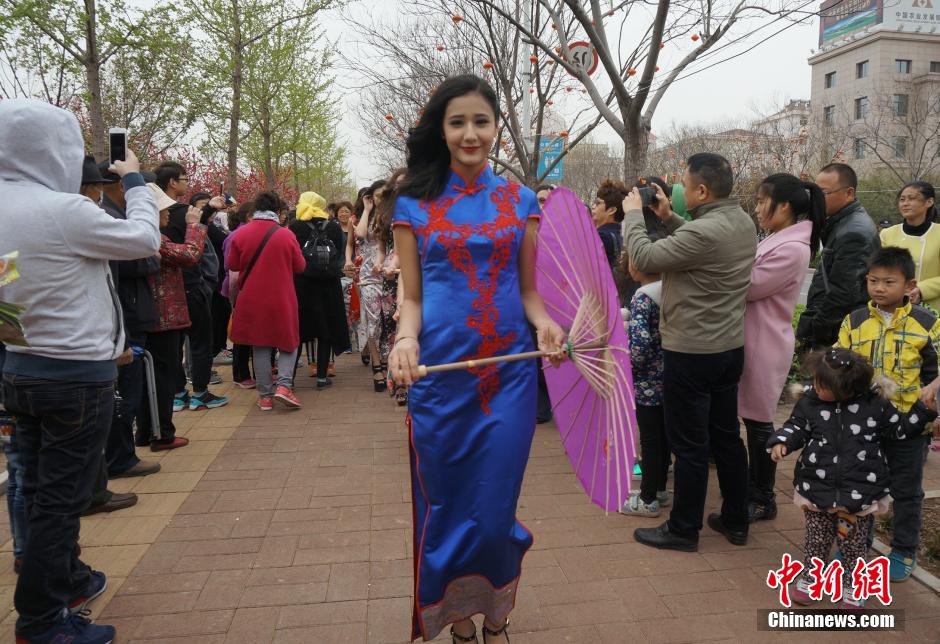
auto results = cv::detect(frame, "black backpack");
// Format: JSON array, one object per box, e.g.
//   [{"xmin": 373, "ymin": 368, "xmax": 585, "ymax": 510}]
[{"xmin": 302, "ymin": 219, "xmax": 339, "ymax": 278}]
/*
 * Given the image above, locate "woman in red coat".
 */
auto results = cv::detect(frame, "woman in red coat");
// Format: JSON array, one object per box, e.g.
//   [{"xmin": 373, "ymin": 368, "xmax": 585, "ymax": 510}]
[{"xmin": 227, "ymin": 191, "xmax": 306, "ymax": 410}]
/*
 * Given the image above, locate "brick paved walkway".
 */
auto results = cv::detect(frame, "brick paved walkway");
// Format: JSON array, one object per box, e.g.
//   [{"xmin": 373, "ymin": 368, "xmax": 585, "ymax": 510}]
[{"xmin": 1, "ymin": 355, "xmax": 939, "ymax": 643}]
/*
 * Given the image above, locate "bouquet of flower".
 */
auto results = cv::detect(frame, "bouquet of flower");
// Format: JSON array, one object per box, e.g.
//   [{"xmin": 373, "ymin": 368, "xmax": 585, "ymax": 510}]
[{"xmin": 0, "ymin": 251, "xmax": 27, "ymax": 346}]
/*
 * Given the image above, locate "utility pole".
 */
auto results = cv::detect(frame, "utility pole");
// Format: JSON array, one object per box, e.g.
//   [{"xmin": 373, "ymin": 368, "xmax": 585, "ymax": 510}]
[{"xmin": 520, "ymin": 0, "xmax": 534, "ymax": 162}]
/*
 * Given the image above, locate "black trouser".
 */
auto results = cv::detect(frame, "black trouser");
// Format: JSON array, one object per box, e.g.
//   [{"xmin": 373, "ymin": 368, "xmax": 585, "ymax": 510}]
[
  {"xmin": 210, "ymin": 290, "xmax": 231, "ymax": 358},
  {"xmin": 637, "ymin": 404, "xmax": 670, "ymax": 504},
  {"xmin": 663, "ymin": 348, "xmax": 748, "ymax": 539},
  {"xmin": 139, "ymin": 330, "xmax": 180, "ymax": 443},
  {"xmin": 528, "ymin": 325, "xmax": 552, "ymax": 422},
  {"xmin": 232, "ymin": 343, "xmax": 253, "ymax": 382},
  {"xmin": 315, "ymin": 339, "xmax": 332, "ymax": 379},
  {"xmin": 176, "ymin": 286, "xmax": 213, "ymax": 394},
  {"xmin": 106, "ymin": 357, "xmax": 144, "ymax": 476},
  {"xmin": 866, "ymin": 434, "xmax": 929, "ymax": 556},
  {"xmin": 743, "ymin": 418, "xmax": 777, "ymax": 506},
  {"xmin": 1, "ymin": 375, "xmax": 111, "ymax": 637}
]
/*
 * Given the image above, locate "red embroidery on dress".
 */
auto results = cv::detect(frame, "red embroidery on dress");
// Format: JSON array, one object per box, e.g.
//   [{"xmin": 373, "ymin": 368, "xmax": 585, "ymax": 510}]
[{"xmin": 416, "ymin": 181, "xmax": 525, "ymax": 414}]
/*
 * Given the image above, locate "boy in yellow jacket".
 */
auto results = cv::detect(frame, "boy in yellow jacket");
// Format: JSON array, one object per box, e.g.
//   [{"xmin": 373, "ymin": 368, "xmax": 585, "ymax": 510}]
[{"xmin": 836, "ymin": 246, "xmax": 940, "ymax": 582}]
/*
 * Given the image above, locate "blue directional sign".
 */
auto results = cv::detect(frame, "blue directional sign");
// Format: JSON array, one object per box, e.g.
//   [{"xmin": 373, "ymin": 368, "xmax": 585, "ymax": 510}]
[{"xmin": 537, "ymin": 136, "xmax": 564, "ymax": 181}]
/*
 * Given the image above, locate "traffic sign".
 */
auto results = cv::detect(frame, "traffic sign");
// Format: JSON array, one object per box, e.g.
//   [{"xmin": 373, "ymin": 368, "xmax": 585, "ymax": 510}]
[
  {"xmin": 538, "ymin": 136, "xmax": 564, "ymax": 181},
  {"xmin": 566, "ymin": 41, "xmax": 598, "ymax": 76}
]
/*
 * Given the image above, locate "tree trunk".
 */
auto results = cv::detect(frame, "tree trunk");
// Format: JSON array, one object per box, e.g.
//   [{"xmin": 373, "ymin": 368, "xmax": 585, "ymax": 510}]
[
  {"xmin": 227, "ymin": 45, "xmax": 243, "ymax": 194},
  {"xmin": 83, "ymin": 0, "xmax": 106, "ymax": 160},
  {"xmin": 622, "ymin": 117, "xmax": 650, "ymax": 182},
  {"xmin": 262, "ymin": 110, "xmax": 274, "ymax": 188}
]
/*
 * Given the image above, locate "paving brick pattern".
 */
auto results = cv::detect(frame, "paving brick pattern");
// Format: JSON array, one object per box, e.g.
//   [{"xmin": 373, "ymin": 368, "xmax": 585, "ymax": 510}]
[{"xmin": 0, "ymin": 356, "xmax": 938, "ymax": 642}]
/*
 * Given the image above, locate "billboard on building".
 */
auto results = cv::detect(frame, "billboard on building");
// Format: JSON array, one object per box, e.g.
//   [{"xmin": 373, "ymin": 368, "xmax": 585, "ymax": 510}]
[
  {"xmin": 883, "ymin": 0, "xmax": 940, "ymax": 30},
  {"xmin": 819, "ymin": 0, "xmax": 883, "ymax": 45}
]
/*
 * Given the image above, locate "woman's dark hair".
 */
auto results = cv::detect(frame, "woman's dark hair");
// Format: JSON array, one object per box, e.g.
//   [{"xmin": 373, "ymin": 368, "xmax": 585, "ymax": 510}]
[
  {"xmin": 596, "ymin": 179, "xmax": 630, "ymax": 223},
  {"xmin": 230, "ymin": 201, "xmax": 254, "ymax": 231},
  {"xmin": 756, "ymin": 173, "xmax": 826, "ymax": 256},
  {"xmin": 802, "ymin": 348, "xmax": 873, "ymax": 402},
  {"xmin": 897, "ymin": 180, "xmax": 937, "ymax": 222},
  {"xmin": 189, "ymin": 191, "xmax": 211, "ymax": 206},
  {"xmin": 253, "ymin": 190, "xmax": 282, "ymax": 213},
  {"xmin": 355, "ymin": 180, "xmax": 386, "ymax": 218},
  {"xmin": 335, "ymin": 200, "xmax": 354, "ymax": 214},
  {"xmin": 397, "ymin": 74, "xmax": 499, "ymax": 201},
  {"xmin": 375, "ymin": 168, "xmax": 407, "ymax": 246}
]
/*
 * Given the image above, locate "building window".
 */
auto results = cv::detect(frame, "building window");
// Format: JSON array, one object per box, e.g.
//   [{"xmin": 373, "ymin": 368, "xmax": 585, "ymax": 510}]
[
  {"xmin": 854, "ymin": 96, "xmax": 869, "ymax": 120},
  {"xmin": 823, "ymin": 105, "xmax": 835, "ymax": 126},
  {"xmin": 895, "ymin": 59, "xmax": 912, "ymax": 74},
  {"xmin": 891, "ymin": 94, "xmax": 909, "ymax": 117},
  {"xmin": 854, "ymin": 138, "xmax": 866, "ymax": 159},
  {"xmin": 799, "ymin": 116, "xmax": 808, "ymax": 126},
  {"xmin": 825, "ymin": 71, "xmax": 837, "ymax": 88},
  {"xmin": 931, "ymin": 61, "xmax": 940, "ymax": 74},
  {"xmin": 856, "ymin": 60, "xmax": 869, "ymax": 78},
  {"xmin": 893, "ymin": 137, "xmax": 908, "ymax": 158}
]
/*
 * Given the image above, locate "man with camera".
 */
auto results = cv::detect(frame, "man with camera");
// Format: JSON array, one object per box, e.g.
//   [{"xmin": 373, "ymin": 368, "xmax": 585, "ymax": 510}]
[
  {"xmin": 622, "ymin": 153, "xmax": 756, "ymax": 553},
  {"xmin": 0, "ymin": 98, "xmax": 160, "ymax": 644}
]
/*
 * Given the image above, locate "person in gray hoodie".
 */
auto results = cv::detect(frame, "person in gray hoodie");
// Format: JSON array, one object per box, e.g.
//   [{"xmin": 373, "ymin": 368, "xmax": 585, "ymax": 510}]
[{"xmin": 0, "ymin": 99, "xmax": 160, "ymax": 644}]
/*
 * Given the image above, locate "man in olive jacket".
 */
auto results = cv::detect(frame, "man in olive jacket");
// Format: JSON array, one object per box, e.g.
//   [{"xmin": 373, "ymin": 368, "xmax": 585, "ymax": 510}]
[{"xmin": 622, "ymin": 153, "xmax": 756, "ymax": 552}]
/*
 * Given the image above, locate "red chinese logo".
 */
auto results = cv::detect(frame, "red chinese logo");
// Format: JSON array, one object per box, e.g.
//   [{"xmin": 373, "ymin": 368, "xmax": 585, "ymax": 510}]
[{"xmin": 766, "ymin": 553, "xmax": 804, "ymax": 607}]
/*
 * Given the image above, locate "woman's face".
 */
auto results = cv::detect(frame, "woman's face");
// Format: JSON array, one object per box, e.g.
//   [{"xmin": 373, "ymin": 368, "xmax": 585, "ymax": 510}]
[
  {"xmin": 754, "ymin": 192, "xmax": 792, "ymax": 234},
  {"xmin": 898, "ymin": 186, "xmax": 933, "ymax": 224},
  {"xmin": 337, "ymin": 206, "xmax": 352, "ymax": 226},
  {"xmin": 443, "ymin": 91, "xmax": 497, "ymax": 173}
]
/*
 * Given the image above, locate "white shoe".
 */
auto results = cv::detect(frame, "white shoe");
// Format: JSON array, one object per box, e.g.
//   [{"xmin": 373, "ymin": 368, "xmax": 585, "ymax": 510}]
[{"xmin": 619, "ymin": 491, "xmax": 661, "ymax": 517}]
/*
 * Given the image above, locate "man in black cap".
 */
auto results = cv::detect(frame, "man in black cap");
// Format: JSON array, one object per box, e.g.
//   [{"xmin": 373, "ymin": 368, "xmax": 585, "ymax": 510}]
[{"xmin": 97, "ymin": 160, "xmax": 162, "ymax": 480}]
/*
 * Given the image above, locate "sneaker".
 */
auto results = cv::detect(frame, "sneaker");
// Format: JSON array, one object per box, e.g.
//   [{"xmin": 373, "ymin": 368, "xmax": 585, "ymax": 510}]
[
  {"xmin": 213, "ymin": 349, "xmax": 233, "ymax": 365},
  {"xmin": 68, "ymin": 570, "xmax": 108, "ymax": 613},
  {"xmin": 632, "ymin": 462, "xmax": 643, "ymax": 480},
  {"xmin": 656, "ymin": 490, "xmax": 672, "ymax": 508},
  {"xmin": 233, "ymin": 379, "xmax": 257, "ymax": 389},
  {"xmin": 748, "ymin": 500, "xmax": 778, "ymax": 523},
  {"xmin": 16, "ymin": 611, "xmax": 115, "ymax": 644},
  {"xmin": 619, "ymin": 491, "xmax": 661, "ymax": 517},
  {"xmin": 791, "ymin": 576, "xmax": 815, "ymax": 606},
  {"xmin": 887, "ymin": 549, "xmax": 916, "ymax": 583},
  {"xmin": 316, "ymin": 377, "xmax": 332, "ymax": 390},
  {"xmin": 189, "ymin": 391, "xmax": 229, "ymax": 411},
  {"xmin": 840, "ymin": 593, "xmax": 866, "ymax": 609},
  {"xmin": 274, "ymin": 386, "xmax": 302, "ymax": 409},
  {"xmin": 150, "ymin": 437, "xmax": 189, "ymax": 452},
  {"xmin": 209, "ymin": 370, "xmax": 222, "ymax": 385},
  {"xmin": 257, "ymin": 396, "xmax": 274, "ymax": 411},
  {"xmin": 172, "ymin": 391, "xmax": 190, "ymax": 412}
]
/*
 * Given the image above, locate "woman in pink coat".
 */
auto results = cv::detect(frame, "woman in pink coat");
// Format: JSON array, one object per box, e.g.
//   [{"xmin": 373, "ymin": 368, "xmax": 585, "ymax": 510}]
[
  {"xmin": 739, "ymin": 174, "xmax": 825, "ymax": 522},
  {"xmin": 227, "ymin": 191, "xmax": 306, "ymax": 411}
]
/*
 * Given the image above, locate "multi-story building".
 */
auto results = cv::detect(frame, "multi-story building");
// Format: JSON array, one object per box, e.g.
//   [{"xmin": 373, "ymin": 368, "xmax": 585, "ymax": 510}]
[{"xmin": 808, "ymin": 0, "xmax": 940, "ymax": 179}]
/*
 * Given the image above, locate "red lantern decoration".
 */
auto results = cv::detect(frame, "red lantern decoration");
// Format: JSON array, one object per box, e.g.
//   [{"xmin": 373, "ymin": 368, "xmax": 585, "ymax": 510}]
[
  {"xmin": 655, "ymin": 66, "xmax": 660, "ymax": 72},
  {"xmin": 436, "ymin": 44, "xmax": 445, "ymax": 52},
  {"xmin": 627, "ymin": 69, "xmax": 637, "ymax": 76},
  {"xmin": 547, "ymin": 100, "xmax": 554, "ymax": 106},
  {"xmin": 565, "ymin": 87, "xmax": 572, "ymax": 92},
  {"xmin": 483, "ymin": 61, "xmax": 493, "ymax": 70},
  {"xmin": 529, "ymin": 54, "xmax": 538, "ymax": 63},
  {"xmin": 660, "ymin": 42, "xmax": 665, "ymax": 49},
  {"xmin": 452, "ymin": 14, "xmax": 463, "ymax": 23},
  {"xmin": 607, "ymin": 11, "xmax": 615, "ymax": 17},
  {"xmin": 559, "ymin": 130, "xmax": 569, "ymax": 137},
  {"xmin": 529, "ymin": 88, "xmax": 535, "ymax": 93},
  {"xmin": 691, "ymin": 34, "xmax": 700, "ymax": 41},
  {"xmin": 384, "ymin": 114, "xmax": 393, "ymax": 121}
]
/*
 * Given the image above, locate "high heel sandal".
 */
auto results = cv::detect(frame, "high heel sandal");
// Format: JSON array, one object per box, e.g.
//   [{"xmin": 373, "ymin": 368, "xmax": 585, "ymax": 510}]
[
  {"xmin": 482, "ymin": 620, "xmax": 509, "ymax": 643},
  {"xmin": 394, "ymin": 384, "xmax": 408, "ymax": 406},
  {"xmin": 450, "ymin": 623, "xmax": 478, "ymax": 643},
  {"xmin": 372, "ymin": 365, "xmax": 387, "ymax": 392}
]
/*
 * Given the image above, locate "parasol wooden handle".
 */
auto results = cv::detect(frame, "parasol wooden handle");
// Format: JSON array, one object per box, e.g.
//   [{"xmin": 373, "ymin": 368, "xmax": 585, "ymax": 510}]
[{"xmin": 417, "ymin": 350, "xmax": 552, "ymax": 376}]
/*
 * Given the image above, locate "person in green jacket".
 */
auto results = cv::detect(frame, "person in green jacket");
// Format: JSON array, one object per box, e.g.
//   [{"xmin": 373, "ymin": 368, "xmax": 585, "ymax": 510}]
[
  {"xmin": 879, "ymin": 181, "xmax": 939, "ymax": 310},
  {"xmin": 622, "ymin": 152, "xmax": 757, "ymax": 553}
]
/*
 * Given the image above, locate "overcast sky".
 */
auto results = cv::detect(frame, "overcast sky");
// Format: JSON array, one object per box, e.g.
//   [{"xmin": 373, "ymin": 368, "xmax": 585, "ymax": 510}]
[{"xmin": 323, "ymin": 2, "xmax": 822, "ymax": 186}]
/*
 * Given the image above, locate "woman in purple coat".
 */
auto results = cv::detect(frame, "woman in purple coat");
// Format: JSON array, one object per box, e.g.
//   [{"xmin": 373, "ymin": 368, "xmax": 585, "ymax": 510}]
[{"xmin": 739, "ymin": 174, "xmax": 825, "ymax": 522}]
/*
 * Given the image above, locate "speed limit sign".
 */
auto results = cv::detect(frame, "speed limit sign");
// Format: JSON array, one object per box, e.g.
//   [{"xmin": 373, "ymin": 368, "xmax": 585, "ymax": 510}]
[{"xmin": 566, "ymin": 41, "xmax": 598, "ymax": 76}]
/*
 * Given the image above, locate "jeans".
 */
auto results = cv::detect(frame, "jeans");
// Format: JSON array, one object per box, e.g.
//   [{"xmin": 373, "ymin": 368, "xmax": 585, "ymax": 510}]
[
  {"xmin": 4, "ymin": 446, "xmax": 26, "ymax": 559},
  {"xmin": 743, "ymin": 418, "xmax": 777, "ymax": 506},
  {"xmin": 106, "ymin": 358, "xmax": 144, "ymax": 476},
  {"xmin": 253, "ymin": 347, "xmax": 298, "ymax": 396},
  {"xmin": 176, "ymin": 287, "xmax": 213, "ymax": 394},
  {"xmin": 139, "ymin": 330, "xmax": 180, "ymax": 443},
  {"xmin": 873, "ymin": 435, "xmax": 929, "ymax": 556},
  {"xmin": 663, "ymin": 348, "xmax": 748, "ymax": 538},
  {"xmin": 232, "ymin": 343, "xmax": 254, "ymax": 383},
  {"xmin": 1, "ymin": 375, "xmax": 111, "ymax": 637},
  {"xmin": 637, "ymin": 404, "xmax": 670, "ymax": 505}
]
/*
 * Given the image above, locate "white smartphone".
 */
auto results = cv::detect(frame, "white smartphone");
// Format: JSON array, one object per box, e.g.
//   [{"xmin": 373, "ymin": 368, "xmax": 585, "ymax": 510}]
[{"xmin": 108, "ymin": 127, "xmax": 128, "ymax": 164}]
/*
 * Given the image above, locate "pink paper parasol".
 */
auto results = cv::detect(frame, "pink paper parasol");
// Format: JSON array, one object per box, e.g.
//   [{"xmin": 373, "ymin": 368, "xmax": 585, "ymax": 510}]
[{"xmin": 534, "ymin": 187, "xmax": 638, "ymax": 512}]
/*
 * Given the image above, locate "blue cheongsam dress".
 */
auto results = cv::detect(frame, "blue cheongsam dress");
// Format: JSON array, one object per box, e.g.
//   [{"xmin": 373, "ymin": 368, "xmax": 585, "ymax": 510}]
[{"xmin": 392, "ymin": 166, "xmax": 540, "ymax": 641}]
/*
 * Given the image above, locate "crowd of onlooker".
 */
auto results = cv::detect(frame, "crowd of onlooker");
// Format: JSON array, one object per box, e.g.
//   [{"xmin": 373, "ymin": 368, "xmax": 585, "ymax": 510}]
[{"xmin": 0, "ymin": 94, "xmax": 938, "ymax": 642}]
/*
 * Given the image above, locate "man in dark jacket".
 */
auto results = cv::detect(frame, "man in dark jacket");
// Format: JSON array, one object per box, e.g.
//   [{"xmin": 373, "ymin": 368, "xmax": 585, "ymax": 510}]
[
  {"xmin": 797, "ymin": 163, "xmax": 879, "ymax": 350},
  {"xmin": 99, "ymin": 162, "xmax": 162, "ymax": 479},
  {"xmin": 155, "ymin": 161, "xmax": 229, "ymax": 412}
]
